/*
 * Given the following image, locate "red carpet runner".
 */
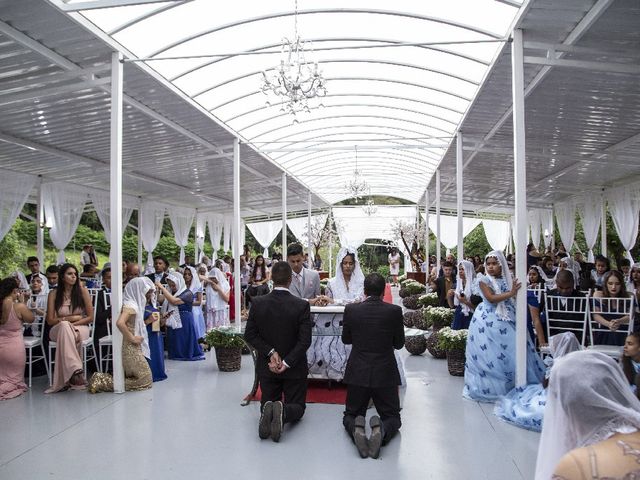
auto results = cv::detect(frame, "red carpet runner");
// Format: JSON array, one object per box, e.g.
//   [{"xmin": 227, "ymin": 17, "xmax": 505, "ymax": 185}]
[{"xmin": 252, "ymin": 380, "xmax": 348, "ymax": 405}]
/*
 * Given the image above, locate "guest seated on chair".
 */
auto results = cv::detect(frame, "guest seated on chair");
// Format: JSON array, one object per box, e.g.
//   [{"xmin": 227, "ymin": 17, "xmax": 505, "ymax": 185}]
[
  {"xmin": 591, "ymin": 270, "xmax": 632, "ymax": 346},
  {"xmin": 45, "ymin": 265, "xmax": 59, "ymax": 289},
  {"xmin": 621, "ymin": 333, "xmax": 640, "ymax": 399},
  {"xmin": 430, "ymin": 261, "xmax": 456, "ymax": 308},
  {"xmin": 546, "ymin": 270, "xmax": 586, "ymax": 344},
  {"xmin": 45, "ymin": 264, "xmax": 94, "ymax": 393},
  {"xmin": 590, "ymin": 255, "xmax": 611, "ymax": 291}
]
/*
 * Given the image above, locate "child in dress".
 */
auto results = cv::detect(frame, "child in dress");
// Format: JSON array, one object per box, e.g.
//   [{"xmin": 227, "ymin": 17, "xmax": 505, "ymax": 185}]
[
  {"xmin": 463, "ymin": 251, "xmax": 545, "ymax": 402},
  {"xmin": 621, "ymin": 333, "xmax": 640, "ymax": 399}
]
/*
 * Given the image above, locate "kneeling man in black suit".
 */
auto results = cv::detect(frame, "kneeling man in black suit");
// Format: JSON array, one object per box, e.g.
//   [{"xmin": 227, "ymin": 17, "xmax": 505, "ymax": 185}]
[
  {"xmin": 342, "ymin": 272, "xmax": 405, "ymax": 458},
  {"xmin": 245, "ymin": 261, "xmax": 312, "ymax": 442}
]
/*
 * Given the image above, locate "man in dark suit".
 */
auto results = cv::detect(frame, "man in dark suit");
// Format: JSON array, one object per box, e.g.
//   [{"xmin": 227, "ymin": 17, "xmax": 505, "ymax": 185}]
[
  {"xmin": 244, "ymin": 261, "xmax": 312, "ymax": 442},
  {"xmin": 430, "ymin": 260, "xmax": 456, "ymax": 307},
  {"xmin": 342, "ymin": 272, "xmax": 405, "ymax": 459},
  {"xmin": 146, "ymin": 256, "xmax": 169, "ymax": 284}
]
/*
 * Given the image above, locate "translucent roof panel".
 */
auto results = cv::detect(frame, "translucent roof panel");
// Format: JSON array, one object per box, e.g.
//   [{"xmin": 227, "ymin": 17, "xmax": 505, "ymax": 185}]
[{"xmin": 77, "ymin": 0, "xmax": 523, "ymax": 204}]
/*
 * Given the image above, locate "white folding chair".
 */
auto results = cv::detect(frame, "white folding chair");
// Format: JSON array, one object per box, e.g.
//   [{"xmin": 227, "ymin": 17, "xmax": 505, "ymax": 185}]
[
  {"xmin": 48, "ymin": 290, "xmax": 100, "ymax": 385},
  {"xmin": 588, "ymin": 296, "xmax": 635, "ymax": 358},
  {"xmin": 542, "ymin": 295, "xmax": 590, "ymax": 355},
  {"xmin": 23, "ymin": 313, "xmax": 49, "ymax": 387},
  {"xmin": 98, "ymin": 291, "xmax": 113, "ymax": 373}
]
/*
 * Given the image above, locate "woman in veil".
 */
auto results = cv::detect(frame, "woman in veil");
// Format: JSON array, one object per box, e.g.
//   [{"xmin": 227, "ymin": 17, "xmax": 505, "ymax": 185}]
[{"xmin": 324, "ymin": 247, "xmax": 365, "ymax": 305}]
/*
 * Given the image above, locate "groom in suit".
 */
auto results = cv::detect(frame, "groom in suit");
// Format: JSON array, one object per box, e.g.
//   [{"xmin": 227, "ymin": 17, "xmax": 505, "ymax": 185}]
[
  {"xmin": 286, "ymin": 242, "xmax": 322, "ymax": 304},
  {"xmin": 342, "ymin": 272, "xmax": 405, "ymax": 458},
  {"xmin": 245, "ymin": 261, "xmax": 312, "ymax": 442}
]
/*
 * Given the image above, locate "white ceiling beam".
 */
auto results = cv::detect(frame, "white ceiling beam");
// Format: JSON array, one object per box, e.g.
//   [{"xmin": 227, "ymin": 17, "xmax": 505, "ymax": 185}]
[
  {"xmin": 523, "ymin": 56, "xmax": 640, "ymax": 75},
  {"xmin": 0, "ymin": 78, "xmax": 111, "ymax": 107},
  {"xmin": 53, "ymin": 0, "xmax": 179, "ymax": 12}
]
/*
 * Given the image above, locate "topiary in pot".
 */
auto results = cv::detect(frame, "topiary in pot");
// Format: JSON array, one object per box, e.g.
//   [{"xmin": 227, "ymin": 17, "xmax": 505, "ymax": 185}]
[
  {"xmin": 204, "ymin": 327, "xmax": 245, "ymax": 372},
  {"xmin": 403, "ymin": 311, "xmax": 415, "ymax": 328},
  {"xmin": 412, "ymin": 308, "xmax": 429, "ymax": 330},
  {"xmin": 425, "ymin": 330, "xmax": 447, "ymax": 359},
  {"xmin": 398, "ymin": 286, "xmax": 409, "ymax": 298},
  {"xmin": 402, "ymin": 293, "xmax": 421, "ymax": 310},
  {"xmin": 405, "ymin": 335, "xmax": 427, "ymax": 355}
]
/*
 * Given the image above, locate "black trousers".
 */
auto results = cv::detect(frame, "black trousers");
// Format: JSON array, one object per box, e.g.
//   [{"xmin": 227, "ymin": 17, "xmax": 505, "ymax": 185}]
[
  {"xmin": 259, "ymin": 377, "xmax": 307, "ymax": 424},
  {"xmin": 343, "ymin": 385, "xmax": 401, "ymax": 445}
]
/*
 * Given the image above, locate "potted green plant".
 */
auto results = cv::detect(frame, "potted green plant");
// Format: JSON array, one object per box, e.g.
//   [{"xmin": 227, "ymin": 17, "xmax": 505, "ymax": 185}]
[
  {"xmin": 424, "ymin": 306, "xmax": 454, "ymax": 330},
  {"xmin": 204, "ymin": 326, "xmax": 245, "ymax": 372},
  {"xmin": 417, "ymin": 292, "xmax": 439, "ymax": 308},
  {"xmin": 437, "ymin": 327, "xmax": 469, "ymax": 376}
]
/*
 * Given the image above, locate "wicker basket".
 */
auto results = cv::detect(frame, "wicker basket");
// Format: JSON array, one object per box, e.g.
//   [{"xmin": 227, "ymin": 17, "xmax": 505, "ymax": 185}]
[
  {"xmin": 404, "ymin": 335, "xmax": 427, "ymax": 355},
  {"xmin": 425, "ymin": 330, "xmax": 447, "ymax": 359},
  {"xmin": 214, "ymin": 347, "xmax": 242, "ymax": 372},
  {"xmin": 446, "ymin": 348, "xmax": 466, "ymax": 376}
]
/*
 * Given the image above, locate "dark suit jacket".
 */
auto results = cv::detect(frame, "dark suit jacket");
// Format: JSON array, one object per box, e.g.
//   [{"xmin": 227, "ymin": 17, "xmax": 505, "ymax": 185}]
[
  {"xmin": 342, "ymin": 296, "xmax": 405, "ymax": 388},
  {"xmin": 146, "ymin": 272, "xmax": 167, "ymax": 284},
  {"xmin": 434, "ymin": 276, "xmax": 456, "ymax": 307},
  {"xmin": 244, "ymin": 289, "xmax": 312, "ymax": 380}
]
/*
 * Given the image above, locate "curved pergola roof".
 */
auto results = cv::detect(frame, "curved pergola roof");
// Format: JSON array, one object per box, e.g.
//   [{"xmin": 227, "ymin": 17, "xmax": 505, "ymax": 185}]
[{"xmin": 77, "ymin": 0, "xmax": 523, "ymax": 204}]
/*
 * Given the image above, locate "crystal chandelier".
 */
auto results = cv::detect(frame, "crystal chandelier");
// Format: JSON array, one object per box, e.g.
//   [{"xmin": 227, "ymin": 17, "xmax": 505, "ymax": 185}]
[
  {"xmin": 345, "ymin": 146, "xmax": 369, "ymax": 203},
  {"xmin": 261, "ymin": 0, "xmax": 327, "ymax": 118},
  {"xmin": 362, "ymin": 198, "xmax": 377, "ymax": 216}
]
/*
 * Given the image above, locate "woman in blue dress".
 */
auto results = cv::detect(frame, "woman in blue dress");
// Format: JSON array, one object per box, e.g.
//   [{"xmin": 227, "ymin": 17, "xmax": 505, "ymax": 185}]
[
  {"xmin": 463, "ymin": 251, "xmax": 545, "ymax": 402},
  {"xmin": 156, "ymin": 272, "xmax": 204, "ymax": 361},
  {"xmin": 143, "ymin": 301, "xmax": 167, "ymax": 382},
  {"xmin": 493, "ymin": 331, "xmax": 581, "ymax": 431},
  {"xmin": 183, "ymin": 266, "xmax": 205, "ymax": 341},
  {"xmin": 527, "ymin": 266, "xmax": 548, "ymax": 347},
  {"xmin": 450, "ymin": 260, "xmax": 478, "ymax": 330}
]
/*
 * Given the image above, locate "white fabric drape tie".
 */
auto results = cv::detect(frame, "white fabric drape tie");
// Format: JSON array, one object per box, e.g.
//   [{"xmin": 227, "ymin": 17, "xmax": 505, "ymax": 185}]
[
  {"xmin": 0, "ymin": 171, "xmax": 36, "ymax": 243},
  {"xmin": 90, "ymin": 191, "xmax": 135, "ymax": 262},
  {"xmin": 246, "ymin": 219, "xmax": 282, "ymax": 258},
  {"xmin": 577, "ymin": 195, "xmax": 602, "ymax": 263},
  {"xmin": 42, "ymin": 182, "xmax": 88, "ymax": 264},
  {"xmin": 481, "ymin": 219, "xmax": 511, "ymax": 252},
  {"xmin": 207, "ymin": 213, "xmax": 224, "ymax": 259},
  {"xmin": 607, "ymin": 186, "xmax": 640, "ymax": 263},
  {"xmin": 555, "ymin": 201, "xmax": 576, "ymax": 253},
  {"xmin": 528, "ymin": 209, "xmax": 542, "ymax": 249},
  {"xmin": 287, "ymin": 214, "xmax": 329, "ymax": 259},
  {"xmin": 222, "ymin": 215, "xmax": 232, "ymax": 253},
  {"xmin": 540, "ymin": 209, "xmax": 554, "ymax": 249},
  {"xmin": 168, "ymin": 206, "xmax": 195, "ymax": 266},
  {"xmin": 195, "ymin": 214, "xmax": 206, "ymax": 263},
  {"xmin": 140, "ymin": 201, "xmax": 165, "ymax": 267}
]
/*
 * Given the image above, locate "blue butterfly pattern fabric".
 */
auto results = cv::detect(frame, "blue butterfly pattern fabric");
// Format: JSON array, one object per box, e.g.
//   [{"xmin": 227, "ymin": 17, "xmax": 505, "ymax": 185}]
[{"xmin": 463, "ymin": 275, "xmax": 545, "ymax": 403}]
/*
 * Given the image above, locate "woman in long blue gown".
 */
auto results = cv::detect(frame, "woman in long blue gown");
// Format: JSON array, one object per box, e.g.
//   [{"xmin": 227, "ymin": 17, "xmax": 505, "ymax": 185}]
[
  {"xmin": 493, "ymin": 332, "xmax": 581, "ymax": 431},
  {"xmin": 463, "ymin": 251, "xmax": 545, "ymax": 402},
  {"xmin": 156, "ymin": 273, "xmax": 204, "ymax": 361},
  {"xmin": 144, "ymin": 303, "xmax": 167, "ymax": 381}
]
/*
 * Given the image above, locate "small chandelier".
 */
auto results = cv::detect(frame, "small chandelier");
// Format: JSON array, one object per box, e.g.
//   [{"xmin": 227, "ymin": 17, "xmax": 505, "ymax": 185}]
[
  {"xmin": 362, "ymin": 198, "xmax": 377, "ymax": 216},
  {"xmin": 261, "ymin": 0, "xmax": 327, "ymax": 118},
  {"xmin": 345, "ymin": 146, "xmax": 369, "ymax": 203}
]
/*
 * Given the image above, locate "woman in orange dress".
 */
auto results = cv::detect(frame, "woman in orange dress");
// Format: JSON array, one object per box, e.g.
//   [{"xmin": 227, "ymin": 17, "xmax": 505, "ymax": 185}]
[
  {"xmin": 0, "ymin": 277, "xmax": 35, "ymax": 400},
  {"xmin": 45, "ymin": 264, "xmax": 94, "ymax": 393}
]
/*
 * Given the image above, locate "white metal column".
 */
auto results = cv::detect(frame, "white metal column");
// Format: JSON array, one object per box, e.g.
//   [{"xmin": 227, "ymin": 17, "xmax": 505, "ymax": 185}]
[
  {"xmin": 36, "ymin": 177, "xmax": 44, "ymax": 266},
  {"xmin": 601, "ymin": 194, "xmax": 607, "ymax": 257},
  {"xmin": 137, "ymin": 201, "xmax": 143, "ymax": 271},
  {"xmin": 110, "ymin": 51, "xmax": 124, "ymax": 393},
  {"xmin": 307, "ymin": 191, "xmax": 312, "ymax": 260},
  {"xmin": 233, "ymin": 139, "xmax": 241, "ymax": 332},
  {"xmin": 424, "ymin": 189, "xmax": 430, "ymax": 291},
  {"xmin": 194, "ymin": 209, "xmax": 199, "ymax": 265},
  {"xmin": 512, "ymin": 29, "xmax": 528, "ymax": 387},
  {"xmin": 456, "ymin": 133, "xmax": 464, "ymax": 259},
  {"xmin": 436, "ymin": 170, "xmax": 441, "ymax": 273},
  {"xmin": 282, "ymin": 173, "xmax": 287, "ymax": 255}
]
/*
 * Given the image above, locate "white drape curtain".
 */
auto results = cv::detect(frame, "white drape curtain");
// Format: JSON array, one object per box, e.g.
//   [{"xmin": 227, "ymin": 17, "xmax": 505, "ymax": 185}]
[
  {"xmin": 0, "ymin": 171, "xmax": 36, "ymax": 242},
  {"xmin": 195, "ymin": 214, "xmax": 207, "ymax": 263},
  {"xmin": 332, "ymin": 206, "xmax": 417, "ymax": 249},
  {"xmin": 222, "ymin": 215, "xmax": 232, "ymax": 253},
  {"xmin": 540, "ymin": 209, "xmax": 554, "ymax": 249},
  {"xmin": 246, "ymin": 219, "xmax": 282, "ymax": 258},
  {"xmin": 42, "ymin": 183, "xmax": 88, "ymax": 264},
  {"xmin": 426, "ymin": 214, "xmax": 481, "ymax": 250},
  {"xmin": 555, "ymin": 201, "xmax": 576, "ymax": 253},
  {"xmin": 207, "ymin": 214, "xmax": 224, "ymax": 260},
  {"xmin": 577, "ymin": 195, "xmax": 602, "ymax": 263},
  {"xmin": 168, "ymin": 206, "xmax": 195, "ymax": 266},
  {"xmin": 90, "ymin": 191, "xmax": 135, "ymax": 261},
  {"xmin": 287, "ymin": 214, "xmax": 328, "ymax": 259},
  {"xmin": 139, "ymin": 201, "xmax": 165, "ymax": 267},
  {"xmin": 607, "ymin": 186, "xmax": 640, "ymax": 262},
  {"xmin": 482, "ymin": 218, "xmax": 511, "ymax": 252},
  {"xmin": 528, "ymin": 209, "xmax": 542, "ymax": 249}
]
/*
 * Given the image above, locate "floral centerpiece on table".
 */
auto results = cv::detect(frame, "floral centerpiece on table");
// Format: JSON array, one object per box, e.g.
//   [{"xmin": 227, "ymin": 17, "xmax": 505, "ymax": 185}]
[
  {"xmin": 417, "ymin": 292, "xmax": 439, "ymax": 308},
  {"xmin": 204, "ymin": 326, "xmax": 245, "ymax": 372},
  {"xmin": 437, "ymin": 327, "xmax": 469, "ymax": 376}
]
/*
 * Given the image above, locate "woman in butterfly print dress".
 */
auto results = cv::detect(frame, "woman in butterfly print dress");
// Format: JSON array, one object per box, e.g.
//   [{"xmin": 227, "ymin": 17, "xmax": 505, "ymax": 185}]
[{"xmin": 463, "ymin": 251, "xmax": 545, "ymax": 402}]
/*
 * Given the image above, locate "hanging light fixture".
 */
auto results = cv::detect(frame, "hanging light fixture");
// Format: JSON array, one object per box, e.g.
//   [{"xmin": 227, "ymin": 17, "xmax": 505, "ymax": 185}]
[
  {"xmin": 261, "ymin": 0, "xmax": 327, "ymax": 119},
  {"xmin": 345, "ymin": 146, "xmax": 369, "ymax": 203},
  {"xmin": 362, "ymin": 198, "xmax": 377, "ymax": 216}
]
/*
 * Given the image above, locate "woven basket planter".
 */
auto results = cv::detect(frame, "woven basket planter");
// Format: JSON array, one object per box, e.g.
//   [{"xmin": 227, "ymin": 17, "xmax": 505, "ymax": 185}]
[
  {"xmin": 446, "ymin": 348, "xmax": 466, "ymax": 376},
  {"xmin": 214, "ymin": 346, "xmax": 242, "ymax": 372},
  {"xmin": 404, "ymin": 335, "xmax": 427, "ymax": 355},
  {"xmin": 425, "ymin": 330, "xmax": 446, "ymax": 359}
]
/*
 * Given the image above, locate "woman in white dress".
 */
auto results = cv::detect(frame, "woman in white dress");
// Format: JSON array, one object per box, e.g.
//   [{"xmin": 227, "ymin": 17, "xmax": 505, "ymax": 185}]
[
  {"xmin": 201, "ymin": 267, "xmax": 230, "ymax": 330},
  {"xmin": 388, "ymin": 247, "xmax": 401, "ymax": 287}
]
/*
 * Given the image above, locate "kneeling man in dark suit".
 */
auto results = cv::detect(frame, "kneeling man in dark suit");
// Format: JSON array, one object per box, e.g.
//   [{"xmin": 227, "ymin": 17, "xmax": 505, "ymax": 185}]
[
  {"xmin": 342, "ymin": 272, "xmax": 405, "ymax": 458},
  {"xmin": 245, "ymin": 261, "xmax": 312, "ymax": 442}
]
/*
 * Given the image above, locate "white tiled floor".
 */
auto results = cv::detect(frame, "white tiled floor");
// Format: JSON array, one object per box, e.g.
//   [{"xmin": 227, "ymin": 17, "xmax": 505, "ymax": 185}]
[{"xmin": 0, "ymin": 349, "xmax": 539, "ymax": 480}]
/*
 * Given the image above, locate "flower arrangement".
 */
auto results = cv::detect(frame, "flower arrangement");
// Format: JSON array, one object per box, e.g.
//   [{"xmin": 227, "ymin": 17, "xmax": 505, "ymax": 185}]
[
  {"xmin": 399, "ymin": 279, "xmax": 425, "ymax": 298},
  {"xmin": 398, "ymin": 274, "xmax": 407, "ymax": 283},
  {"xmin": 437, "ymin": 327, "xmax": 469, "ymax": 351},
  {"xmin": 417, "ymin": 292, "xmax": 439, "ymax": 308},
  {"xmin": 204, "ymin": 326, "xmax": 245, "ymax": 349},
  {"xmin": 425, "ymin": 306, "xmax": 454, "ymax": 329}
]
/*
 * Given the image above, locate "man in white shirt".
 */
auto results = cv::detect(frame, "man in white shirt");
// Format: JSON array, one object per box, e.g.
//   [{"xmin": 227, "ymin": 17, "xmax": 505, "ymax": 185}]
[{"xmin": 286, "ymin": 243, "xmax": 321, "ymax": 305}]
